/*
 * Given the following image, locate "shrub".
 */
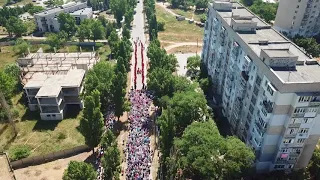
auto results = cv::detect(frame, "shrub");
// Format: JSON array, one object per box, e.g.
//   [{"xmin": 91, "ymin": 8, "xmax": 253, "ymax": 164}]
[
  {"xmin": 157, "ymin": 20, "xmax": 165, "ymax": 31},
  {"xmin": 200, "ymin": 14, "xmax": 206, "ymax": 23},
  {"xmin": 57, "ymin": 132, "xmax": 67, "ymax": 140},
  {"xmin": 10, "ymin": 145, "xmax": 31, "ymax": 161}
]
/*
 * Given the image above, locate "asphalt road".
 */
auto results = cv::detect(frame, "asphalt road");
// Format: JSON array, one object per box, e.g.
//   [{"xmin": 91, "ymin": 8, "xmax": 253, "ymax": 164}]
[{"xmin": 130, "ymin": 0, "xmax": 148, "ymax": 90}]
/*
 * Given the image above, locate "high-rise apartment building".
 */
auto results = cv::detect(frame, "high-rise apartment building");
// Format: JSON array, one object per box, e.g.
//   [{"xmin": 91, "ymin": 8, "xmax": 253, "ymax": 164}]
[
  {"xmin": 274, "ymin": 0, "xmax": 320, "ymax": 37},
  {"xmin": 202, "ymin": 0, "xmax": 320, "ymax": 172}
]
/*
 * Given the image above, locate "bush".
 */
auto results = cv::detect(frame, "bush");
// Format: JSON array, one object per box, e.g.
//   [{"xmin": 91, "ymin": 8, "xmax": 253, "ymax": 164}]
[
  {"xmin": 11, "ymin": 108, "xmax": 19, "ymax": 118},
  {"xmin": 57, "ymin": 132, "xmax": 67, "ymax": 140},
  {"xmin": 10, "ymin": 145, "xmax": 31, "ymax": 161},
  {"xmin": 157, "ymin": 20, "xmax": 165, "ymax": 31},
  {"xmin": 200, "ymin": 14, "xmax": 206, "ymax": 23}
]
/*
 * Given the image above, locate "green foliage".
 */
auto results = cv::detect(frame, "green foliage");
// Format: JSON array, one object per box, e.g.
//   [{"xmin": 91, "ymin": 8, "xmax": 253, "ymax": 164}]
[
  {"xmin": 124, "ymin": 8, "xmax": 134, "ymax": 28},
  {"xmin": 0, "ymin": 7, "xmax": 25, "ymax": 26},
  {"xmin": 102, "ymin": 144, "xmax": 121, "ymax": 179},
  {"xmin": 122, "ymin": 26, "xmax": 131, "ymax": 39},
  {"xmin": 293, "ymin": 37, "xmax": 320, "ymax": 57},
  {"xmin": 80, "ymin": 90, "xmax": 104, "ymax": 152},
  {"xmin": 4, "ymin": 63, "xmax": 20, "ymax": 82},
  {"xmin": 0, "ymin": 70, "xmax": 17, "ymax": 100},
  {"xmin": 5, "ymin": 16, "xmax": 27, "ymax": 37},
  {"xmin": 27, "ymin": 6, "xmax": 44, "ymax": 15},
  {"xmin": 108, "ymin": 30, "xmax": 120, "ymax": 55},
  {"xmin": 44, "ymin": 0, "xmax": 63, "ymax": 7},
  {"xmin": 63, "ymin": 161, "xmax": 97, "ymax": 180},
  {"xmin": 25, "ymin": 20, "xmax": 37, "ymax": 35},
  {"xmin": 10, "ymin": 145, "xmax": 31, "ymax": 161},
  {"xmin": 249, "ymin": 0, "xmax": 278, "ymax": 23},
  {"xmin": 58, "ymin": 13, "xmax": 77, "ymax": 37},
  {"xmin": 77, "ymin": 19, "xmax": 92, "ymax": 42},
  {"xmin": 199, "ymin": 77, "xmax": 212, "ymax": 95},
  {"xmin": 170, "ymin": 121, "xmax": 255, "ymax": 179},
  {"xmin": 110, "ymin": 0, "xmax": 127, "ymax": 25},
  {"xmin": 115, "ymin": 37, "xmax": 132, "ymax": 71},
  {"xmin": 84, "ymin": 61, "xmax": 115, "ymax": 110},
  {"xmin": 241, "ymin": 0, "xmax": 254, "ymax": 6},
  {"xmin": 200, "ymin": 14, "xmax": 206, "ymax": 23},
  {"xmin": 14, "ymin": 39, "xmax": 30, "ymax": 56},
  {"xmin": 186, "ymin": 55, "xmax": 201, "ymax": 79},
  {"xmin": 195, "ymin": 0, "xmax": 208, "ymax": 10},
  {"xmin": 45, "ymin": 32, "xmax": 67, "ymax": 50},
  {"xmin": 57, "ymin": 132, "xmax": 66, "ymax": 140},
  {"xmin": 101, "ymin": 130, "xmax": 116, "ymax": 149},
  {"xmin": 157, "ymin": 20, "xmax": 165, "ymax": 31},
  {"xmin": 91, "ymin": 20, "xmax": 105, "ymax": 42}
]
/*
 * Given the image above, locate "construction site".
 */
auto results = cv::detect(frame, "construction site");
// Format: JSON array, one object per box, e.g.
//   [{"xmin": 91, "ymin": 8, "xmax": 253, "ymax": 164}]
[{"xmin": 16, "ymin": 48, "xmax": 100, "ymax": 120}]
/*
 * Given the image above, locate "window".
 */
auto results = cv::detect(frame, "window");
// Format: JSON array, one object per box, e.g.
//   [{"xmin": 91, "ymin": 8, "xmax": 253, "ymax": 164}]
[
  {"xmin": 283, "ymin": 139, "xmax": 294, "ymax": 144},
  {"xmin": 299, "ymin": 128, "xmax": 309, "ymax": 134},
  {"xmin": 288, "ymin": 164, "xmax": 294, "ymax": 169},
  {"xmin": 298, "ymin": 0, "xmax": 301, "ymax": 2},
  {"xmin": 296, "ymin": 5, "xmax": 299, "ymax": 8},
  {"xmin": 289, "ymin": 157, "xmax": 297, "ymax": 161},
  {"xmin": 298, "ymin": 96, "xmax": 310, "ymax": 102},
  {"xmin": 249, "ymin": 105, "xmax": 254, "ymax": 114},
  {"xmin": 293, "ymin": 16, "xmax": 296, "ymax": 19},
  {"xmin": 253, "ymin": 86, "xmax": 259, "ymax": 96},
  {"xmin": 281, "ymin": 148, "xmax": 288, "ymax": 153},
  {"xmin": 297, "ymin": 138, "xmax": 305, "ymax": 144},
  {"xmin": 255, "ymin": 76, "xmax": 262, "ymax": 86},
  {"xmin": 264, "ymin": 80, "xmax": 268, "ymax": 87},
  {"xmin": 288, "ymin": 128, "xmax": 296, "ymax": 134},
  {"xmin": 304, "ymin": 118, "xmax": 313, "ymax": 124},
  {"xmin": 274, "ymin": 165, "xmax": 285, "ymax": 169},
  {"xmin": 295, "ymin": 10, "xmax": 298, "ymax": 13},
  {"xmin": 266, "ymin": 84, "xmax": 274, "ymax": 96},
  {"xmin": 52, "ymin": 114, "xmax": 56, "ymax": 117},
  {"xmin": 47, "ymin": 115, "xmax": 50, "ymax": 117},
  {"xmin": 251, "ymin": 96, "xmax": 257, "ymax": 105}
]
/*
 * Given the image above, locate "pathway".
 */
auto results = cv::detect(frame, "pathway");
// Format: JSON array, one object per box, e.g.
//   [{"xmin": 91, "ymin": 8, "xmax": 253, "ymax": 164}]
[{"xmin": 164, "ymin": 42, "xmax": 203, "ymax": 51}]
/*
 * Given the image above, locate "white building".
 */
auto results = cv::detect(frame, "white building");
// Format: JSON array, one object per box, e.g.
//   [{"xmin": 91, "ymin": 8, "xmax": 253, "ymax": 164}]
[
  {"xmin": 202, "ymin": 0, "xmax": 320, "ymax": 172},
  {"xmin": 274, "ymin": 0, "xmax": 320, "ymax": 37},
  {"xmin": 34, "ymin": 2, "xmax": 93, "ymax": 32},
  {"xmin": 17, "ymin": 48, "xmax": 99, "ymax": 120}
]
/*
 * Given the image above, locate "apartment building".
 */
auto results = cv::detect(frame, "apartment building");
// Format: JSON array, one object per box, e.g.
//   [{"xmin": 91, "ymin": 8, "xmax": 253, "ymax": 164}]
[
  {"xmin": 17, "ymin": 48, "xmax": 99, "ymax": 120},
  {"xmin": 34, "ymin": 2, "xmax": 93, "ymax": 32},
  {"xmin": 274, "ymin": 0, "xmax": 320, "ymax": 37},
  {"xmin": 202, "ymin": 0, "xmax": 320, "ymax": 172}
]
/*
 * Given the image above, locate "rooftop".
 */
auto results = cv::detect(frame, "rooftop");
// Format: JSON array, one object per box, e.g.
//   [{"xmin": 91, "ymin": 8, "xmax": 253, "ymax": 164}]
[
  {"xmin": 70, "ymin": 8, "xmax": 92, "ymax": 16},
  {"xmin": 35, "ymin": 2, "xmax": 86, "ymax": 16},
  {"xmin": 27, "ymin": 69, "xmax": 86, "ymax": 97},
  {"xmin": 213, "ymin": 1, "xmax": 320, "ymax": 84}
]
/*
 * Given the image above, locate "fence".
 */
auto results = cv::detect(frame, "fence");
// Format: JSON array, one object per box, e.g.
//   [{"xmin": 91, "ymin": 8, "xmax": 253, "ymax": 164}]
[{"xmin": 10, "ymin": 145, "xmax": 90, "ymax": 170}]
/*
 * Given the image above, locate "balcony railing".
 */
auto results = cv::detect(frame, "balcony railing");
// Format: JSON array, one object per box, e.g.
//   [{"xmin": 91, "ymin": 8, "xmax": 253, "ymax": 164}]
[{"xmin": 288, "ymin": 123, "xmax": 301, "ymax": 128}]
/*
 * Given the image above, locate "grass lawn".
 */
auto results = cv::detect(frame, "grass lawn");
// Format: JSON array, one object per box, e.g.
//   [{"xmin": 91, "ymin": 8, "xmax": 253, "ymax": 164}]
[
  {"xmin": 156, "ymin": 4, "xmax": 204, "ymax": 43},
  {"xmin": 167, "ymin": 45, "xmax": 203, "ymax": 54},
  {"xmin": 170, "ymin": 8, "xmax": 205, "ymax": 22},
  {"xmin": 0, "ymin": 93, "xmax": 85, "ymax": 159},
  {"xmin": 0, "ymin": 46, "xmax": 19, "ymax": 70}
]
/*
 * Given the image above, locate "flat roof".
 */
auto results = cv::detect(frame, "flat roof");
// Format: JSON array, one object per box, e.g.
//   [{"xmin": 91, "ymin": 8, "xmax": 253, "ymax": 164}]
[
  {"xmin": 214, "ymin": 1, "xmax": 320, "ymax": 84},
  {"xmin": 262, "ymin": 49, "xmax": 297, "ymax": 58},
  {"xmin": 70, "ymin": 8, "xmax": 92, "ymax": 16},
  {"xmin": 27, "ymin": 69, "xmax": 85, "ymax": 97},
  {"xmin": 35, "ymin": 2, "xmax": 86, "ymax": 16}
]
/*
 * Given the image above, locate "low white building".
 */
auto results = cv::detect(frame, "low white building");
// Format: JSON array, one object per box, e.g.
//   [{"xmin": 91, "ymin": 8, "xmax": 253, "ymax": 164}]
[{"xmin": 34, "ymin": 2, "xmax": 93, "ymax": 32}]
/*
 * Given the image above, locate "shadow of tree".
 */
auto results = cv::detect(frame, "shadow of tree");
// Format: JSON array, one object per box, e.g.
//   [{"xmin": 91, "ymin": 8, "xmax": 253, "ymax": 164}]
[{"xmin": 113, "ymin": 120, "xmax": 129, "ymax": 137}]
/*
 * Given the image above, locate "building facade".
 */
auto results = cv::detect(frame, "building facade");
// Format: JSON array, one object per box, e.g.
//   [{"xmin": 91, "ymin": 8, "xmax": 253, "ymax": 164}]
[
  {"xmin": 202, "ymin": 0, "xmax": 320, "ymax": 172},
  {"xmin": 274, "ymin": 0, "xmax": 320, "ymax": 37},
  {"xmin": 34, "ymin": 2, "xmax": 93, "ymax": 32},
  {"xmin": 17, "ymin": 49, "xmax": 99, "ymax": 120}
]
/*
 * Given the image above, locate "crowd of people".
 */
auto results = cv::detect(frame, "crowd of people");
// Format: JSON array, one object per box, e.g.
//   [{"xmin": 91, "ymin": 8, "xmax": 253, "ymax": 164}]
[
  {"xmin": 96, "ymin": 110, "xmax": 117, "ymax": 180},
  {"xmin": 125, "ymin": 89, "xmax": 153, "ymax": 179}
]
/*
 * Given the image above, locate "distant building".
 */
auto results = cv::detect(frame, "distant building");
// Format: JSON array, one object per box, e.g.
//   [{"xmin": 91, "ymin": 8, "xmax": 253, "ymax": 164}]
[
  {"xmin": 34, "ymin": 2, "xmax": 93, "ymax": 32},
  {"xmin": 202, "ymin": 0, "xmax": 320, "ymax": 173},
  {"xmin": 274, "ymin": 0, "xmax": 320, "ymax": 37},
  {"xmin": 17, "ymin": 48, "xmax": 99, "ymax": 120}
]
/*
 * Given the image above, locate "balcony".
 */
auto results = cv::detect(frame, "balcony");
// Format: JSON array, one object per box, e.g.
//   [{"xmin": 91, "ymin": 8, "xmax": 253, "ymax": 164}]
[
  {"xmin": 241, "ymin": 71, "xmax": 249, "ymax": 81},
  {"xmin": 262, "ymin": 100, "xmax": 273, "ymax": 113},
  {"xmin": 41, "ymin": 106, "xmax": 60, "ymax": 113},
  {"xmin": 26, "ymin": 89, "xmax": 39, "ymax": 96},
  {"xmin": 38, "ymin": 98, "xmax": 58, "ymax": 105},
  {"xmin": 62, "ymin": 88, "xmax": 79, "ymax": 96}
]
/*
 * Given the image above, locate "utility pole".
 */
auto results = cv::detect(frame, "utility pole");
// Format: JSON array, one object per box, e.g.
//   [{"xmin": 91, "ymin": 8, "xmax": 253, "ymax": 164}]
[{"xmin": 0, "ymin": 91, "xmax": 18, "ymax": 137}]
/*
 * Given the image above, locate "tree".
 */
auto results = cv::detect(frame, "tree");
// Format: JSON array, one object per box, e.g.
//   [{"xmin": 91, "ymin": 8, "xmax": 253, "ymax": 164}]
[
  {"xmin": 200, "ymin": 14, "xmax": 206, "ymax": 23},
  {"xmin": 101, "ymin": 129, "xmax": 116, "ymax": 149},
  {"xmin": 195, "ymin": 0, "xmax": 208, "ymax": 10},
  {"xmin": 0, "ymin": 70, "xmax": 17, "ymax": 99},
  {"xmin": 157, "ymin": 20, "xmax": 165, "ymax": 31},
  {"xmin": 109, "ymin": 0, "xmax": 127, "ymax": 25},
  {"xmin": 5, "ymin": 16, "xmax": 27, "ymax": 37},
  {"xmin": 13, "ymin": 39, "xmax": 30, "ymax": 56},
  {"xmin": 186, "ymin": 55, "xmax": 201, "ymax": 79},
  {"xmin": 4, "ymin": 64, "xmax": 20, "ymax": 82},
  {"xmin": 58, "ymin": 13, "xmax": 77, "ymax": 37},
  {"xmin": 169, "ymin": 120, "xmax": 255, "ymax": 179},
  {"xmin": 124, "ymin": 8, "xmax": 134, "ymax": 28},
  {"xmin": 241, "ymin": 0, "xmax": 254, "ymax": 6},
  {"xmin": 80, "ymin": 90, "xmax": 104, "ymax": 154},
  {"xmin": 91, "ymin": 20, "xmax": 105, "ymax": 42},
  {"xmin": 108, "ymin": 30, "xmax": 120, "ymax": 55},
  {"xmin": 84, "ymin": 61, "xmax": 115, "ymax": 110},
  {"xmin": 122, "ymin": 26, "xmax": 130, "ymax": 39},
  {"xmin": 249, "ymin": 0, "xmax": 278, "ymax": 23},
  {"xmin": 293, "ymin": 37, "xmax": 320, "ymax": 57},
  {"xmin": 102, "ymin": 144, "xmax": 121, "ymax": 180},
  {"xmin": 45, "ymin": 32, "xmax": 65, "ymax": 50},
  {"xmin": 115, "ymin": 38, "xmax": 132, "ymax": 71},
  {"xmin": 148, "ymin": 14, "xmax": 158, "ymax": 41},
  {"xmin": 44, "ymin": 0, "xmax": 63, "ymax": 7},
  {"xmin": 63, "ymin": 161, "xmax": 97, "ymax": 180},
  {"xmin": 77, "ymin": 19, "xmax": 92, "ymax": 42},
  {"xmin": 27, "ymin": 6, "xmax": 44, "ymax": 15}
]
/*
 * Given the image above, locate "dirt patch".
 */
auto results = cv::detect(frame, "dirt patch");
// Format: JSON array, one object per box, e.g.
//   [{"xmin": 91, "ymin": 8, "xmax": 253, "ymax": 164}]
[
  {"xmin": 167, "ymin": 45, "xmax": 203, "ymax": 54},
  {"xmin": 14, "ymin": 151, "xmax": 92, "ymax": 180}
]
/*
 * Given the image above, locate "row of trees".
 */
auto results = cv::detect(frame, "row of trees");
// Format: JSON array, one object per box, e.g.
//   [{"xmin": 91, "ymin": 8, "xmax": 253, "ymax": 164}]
[
  {"xmin": 170, "ymin": 0, "xmax": 209, "ymax": 10},
  {"xmin": 144, "ymin": 0, "xmax": 158, "ymax": 41},
  {"xmin": 293, "ymin": 36, "xmax": 320, "ymax": 58},
  {"xmin": 109, "ymin": 0, "xmax": 136, "ymax": 26},
  {"xmin": 0, "ymin": 4, "xmax": 43, "ymax": 37},
  {"xmin": 241, "ymin": 0, "xmax": 278, "ymax": 23},
  {"xmin": 62, "ymin": 130, "xmax": 121, "ymax": 180}
]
